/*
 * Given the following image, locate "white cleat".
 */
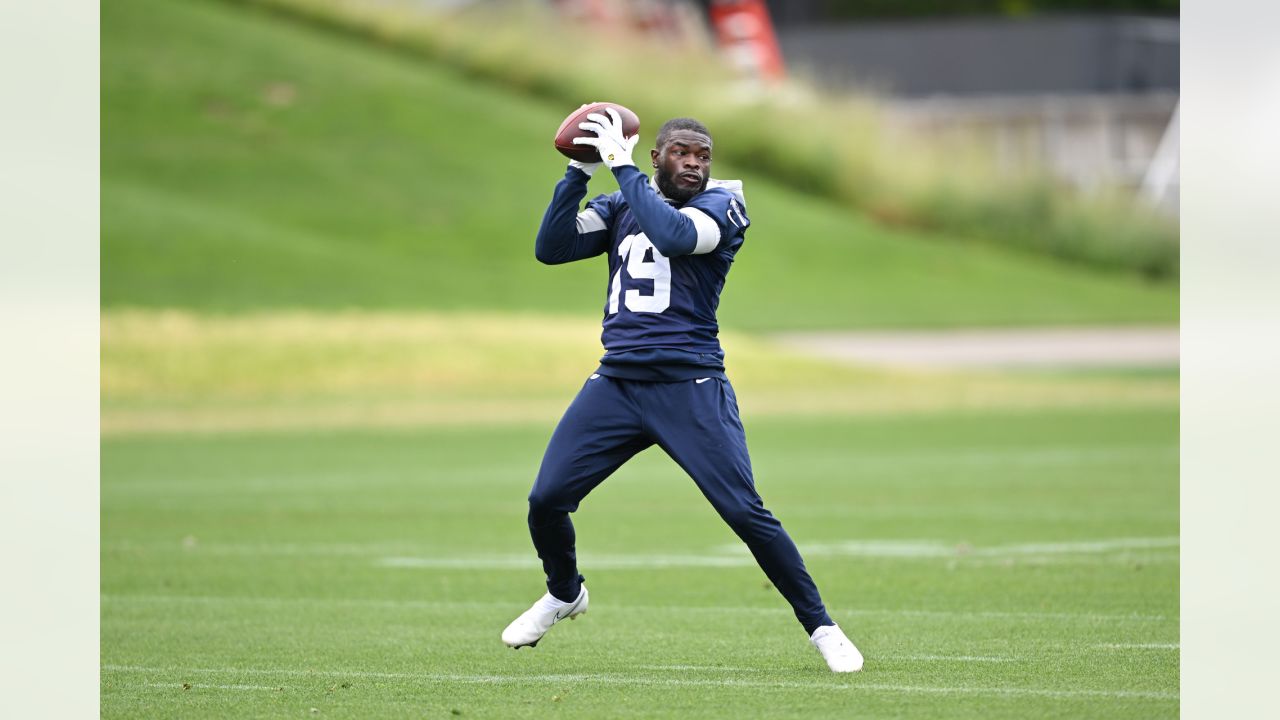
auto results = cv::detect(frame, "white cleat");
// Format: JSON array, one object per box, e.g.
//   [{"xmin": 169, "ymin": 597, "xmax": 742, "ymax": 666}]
[
  {"xmin": 810, "ymin": 624, "xmax": 864, "ymax": 672},
  {"xmin": 501, "ymin": 586, "xmax": 589, "ymax": 649}
]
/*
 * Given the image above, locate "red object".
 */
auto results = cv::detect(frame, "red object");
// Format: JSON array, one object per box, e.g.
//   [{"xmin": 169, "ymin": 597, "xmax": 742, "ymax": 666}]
[
  {"xmin": 554, "ymin": 102, "xmax": 642, "ymax": 163},
  {"xmin": 707, "ymin": 0, "xmax": 786, "ymax": 83}
]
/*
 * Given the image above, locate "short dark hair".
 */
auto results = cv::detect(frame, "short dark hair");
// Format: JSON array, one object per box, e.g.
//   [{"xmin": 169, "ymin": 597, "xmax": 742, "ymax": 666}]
[{"xmin": 656, "ymin": 117, "xmax": 712, "ymax": 148}]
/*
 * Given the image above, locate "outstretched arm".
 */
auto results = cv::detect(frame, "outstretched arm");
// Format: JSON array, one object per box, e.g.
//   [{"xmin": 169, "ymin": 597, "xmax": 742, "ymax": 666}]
[
  {"xmin": 611, "ymin": 165, "xmax": 721, "ymax": 257},
  {"xmin": 534, "ymin": 163, "xmax": 611, "ymax": 265}
]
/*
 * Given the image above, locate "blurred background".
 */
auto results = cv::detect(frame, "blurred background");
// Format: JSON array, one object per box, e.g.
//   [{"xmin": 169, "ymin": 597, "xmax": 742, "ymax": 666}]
[{"xmin": 102, "ymin": 0, "xmax": 1179, "ymax": 433}]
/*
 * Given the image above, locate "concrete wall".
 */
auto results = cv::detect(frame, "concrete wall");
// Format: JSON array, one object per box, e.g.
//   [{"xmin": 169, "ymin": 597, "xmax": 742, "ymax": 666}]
[
  {"xmin": 887, "ymin": 93, "xmax": 1179, "ymax": 210},
  {"xmin": 775, "ymin": 15, "xmax": 1178, "ymax": 98},
  {"xmin": 768, "ymin": 15, "xmax": 1179, "ymax": 210}
]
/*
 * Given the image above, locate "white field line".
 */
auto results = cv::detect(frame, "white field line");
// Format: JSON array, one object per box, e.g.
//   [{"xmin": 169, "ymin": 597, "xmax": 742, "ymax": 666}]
[
  {"xmin": 103, "ymin": 536, "xmax": 1176, "ymax": 567},
  {"xmin": 144, "ymin": 682, "xmax": 281, "ymax": 691},
  {"xmin": 378, "ymin": 554, "xmax": 757, "ymax": 569},
  {"xmin": 103, "ymin": 546, "xmax": 1179, "ymax": 568},
  {"xmin": 788, "ymin": 536, "xmax": 1180, "ymax": 560},
  {"xmin": 790, "ymin": 512, "xmax": 1180, "ymax": 526},
  {"xmin": 637, "ymin": 664, "xmax": 759, "ymax": 672},
  {"xmin": 636, "ymin": 656, "xmax": 1019, "ymax": 669},
  {"xmin": 100, "ymin": 593, "xmax": 1171, "ymax": 623},
  {"xmin": 375, "ymin": 554, "xmax": 1179, "ymax": 570},
  {"xmin": 884, "ymin": 655, "xmax": 1020, "ymax": 663},
  {"xmin": 104, "ymin": 664, "xmax": 1177, "ymax": 701},
  {"xmin": 807, "ymin": 506, "xmax": 1180, "ymax": 523},
  {"xmin": 1097, "ymin": 643, "xmax": 1180, "ymax": 649},
  {"xmin": 936, "ymin": 552, "xmax": 1180, "ymax": 568},
  {"xmin": 379, "ymin": 536, "xmax": 1178, "ymax": 568},
  {"xmin": 830, "ymin": 445, "xmax": 1178, "ymax": 470}
]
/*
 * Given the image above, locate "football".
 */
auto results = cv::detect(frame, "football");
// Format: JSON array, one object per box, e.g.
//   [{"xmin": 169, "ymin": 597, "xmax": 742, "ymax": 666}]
[{"xmin": 554, "ymin": 102, "xmax": 641, "ymax": 162}]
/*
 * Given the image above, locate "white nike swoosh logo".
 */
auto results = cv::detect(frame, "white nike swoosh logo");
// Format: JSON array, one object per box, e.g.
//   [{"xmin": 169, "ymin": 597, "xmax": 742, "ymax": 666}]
[
  {"xmin": 554, "ymin": 595, "xmax": 586, "ymax": 622},
  {"xmin": 695, "ymin": 378, "xmax": 711, "ymax": 384}
]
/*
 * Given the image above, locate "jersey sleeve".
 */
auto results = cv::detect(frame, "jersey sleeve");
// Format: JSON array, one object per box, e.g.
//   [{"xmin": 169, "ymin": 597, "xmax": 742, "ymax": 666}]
[
  {"xmin": 681, "ymin": 188, "xmax": 750, "ymax": 254},
  {"xmin": 579, "ymin": 192, "xmax": 617, "ymax": 235},
  {"xmin": 534, "ymin": 166, "xmax": 616, "ymax": 265}
]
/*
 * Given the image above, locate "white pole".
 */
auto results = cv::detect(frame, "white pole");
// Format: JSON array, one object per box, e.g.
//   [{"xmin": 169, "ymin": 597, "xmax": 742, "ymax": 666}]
[{"xmin": 1141, "ymin": 99, "xmax": 1180, "ymax": 209}]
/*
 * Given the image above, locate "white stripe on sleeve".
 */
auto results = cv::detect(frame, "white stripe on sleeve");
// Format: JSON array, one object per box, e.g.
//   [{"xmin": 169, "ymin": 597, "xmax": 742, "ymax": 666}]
[
  {"xmin": 576, "ymin": 208, "xmax": 607, "ymax": 234},
  {"xmin": 680, "ymin": 207, "xmax": 722, "ymax": 254}
]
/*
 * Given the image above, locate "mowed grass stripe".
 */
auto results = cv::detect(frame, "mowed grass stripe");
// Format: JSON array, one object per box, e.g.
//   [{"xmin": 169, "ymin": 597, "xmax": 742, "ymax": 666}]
[
  {"xmin": 104, "ymin": 665, "xmax": 1177, "ymax": 701},
  {"xmin": 101, "ymin": 593, "xmax": 1172, "ymax": 623},
  {"xmin": 100, "ymin": 536, "xmax": 1179, "ymax": 567},
  {"xmin": 100, "ymin": 441, "xmax": 1177, "ymax": 493},
  {"xmin": 101, "ymin": 309, "xmax": 1180, "ymax": 436}
]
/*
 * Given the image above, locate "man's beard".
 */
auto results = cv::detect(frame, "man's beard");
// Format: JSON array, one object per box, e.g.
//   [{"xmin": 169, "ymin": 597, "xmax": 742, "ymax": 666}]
[{"xmin": 655, "ymin": 168, "xmax": 705, "ymax": 203}]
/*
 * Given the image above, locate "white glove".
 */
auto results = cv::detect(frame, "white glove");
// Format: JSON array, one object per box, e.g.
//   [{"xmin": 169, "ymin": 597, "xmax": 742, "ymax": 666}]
[
  {"xmin": 573, "ymin": 107, "xmax": 639, "ymax": 169},
  {"xmin": 568, "ymin": 159, "xmax": 601, "ymax": 177}
]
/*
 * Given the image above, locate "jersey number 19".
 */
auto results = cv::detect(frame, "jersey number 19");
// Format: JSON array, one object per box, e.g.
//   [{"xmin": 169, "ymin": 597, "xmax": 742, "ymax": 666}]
[{"xmin": 609, "ymin": 233, "xmax": 670, "ymax": 314}]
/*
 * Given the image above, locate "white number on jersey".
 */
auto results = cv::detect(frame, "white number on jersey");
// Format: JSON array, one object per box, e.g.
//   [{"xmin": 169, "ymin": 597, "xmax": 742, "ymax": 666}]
[{"xmin": 608, "ymin": 233, "xmax": 671, "ymax": 314}]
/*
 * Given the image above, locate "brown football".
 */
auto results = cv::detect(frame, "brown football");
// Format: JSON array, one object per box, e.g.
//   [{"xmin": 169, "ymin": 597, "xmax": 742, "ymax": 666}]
[{"xmin": 554, "ymin": 102, "xmax": 641, "ymax": 162}]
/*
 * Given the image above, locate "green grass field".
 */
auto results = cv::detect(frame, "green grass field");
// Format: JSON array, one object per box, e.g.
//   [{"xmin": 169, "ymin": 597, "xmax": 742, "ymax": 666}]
[{"xmin": 102, "ymin": 408, "xmax": 1178, "ymax": 718}]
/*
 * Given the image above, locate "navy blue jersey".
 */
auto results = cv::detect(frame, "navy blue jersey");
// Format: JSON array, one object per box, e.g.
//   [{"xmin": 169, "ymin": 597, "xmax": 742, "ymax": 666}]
[{"xmin": 535, "ymin": 165, "xmax": 750, "ymax": 381}]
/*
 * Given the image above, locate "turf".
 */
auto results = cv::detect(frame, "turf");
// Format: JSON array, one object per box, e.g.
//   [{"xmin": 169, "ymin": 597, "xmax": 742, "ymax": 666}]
[
  {"xmin": 102, "ymin": 0, "xmax": 1178, "ymax": 329},
  {"xmin": 101, "ymin": 408, "xmax": 1178, "ymax": 718}
]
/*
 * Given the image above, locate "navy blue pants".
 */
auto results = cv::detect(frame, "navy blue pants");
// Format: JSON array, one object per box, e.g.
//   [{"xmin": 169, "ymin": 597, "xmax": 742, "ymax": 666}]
[{"xmin": 527, "ymin": 373, "xmax": 833, "ymax": 634}]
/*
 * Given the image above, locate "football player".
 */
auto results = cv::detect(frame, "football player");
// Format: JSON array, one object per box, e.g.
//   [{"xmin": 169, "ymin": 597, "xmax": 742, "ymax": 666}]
[{"xmin": 502, "ymin": 108, "xmax": 863, "ymax": 672}]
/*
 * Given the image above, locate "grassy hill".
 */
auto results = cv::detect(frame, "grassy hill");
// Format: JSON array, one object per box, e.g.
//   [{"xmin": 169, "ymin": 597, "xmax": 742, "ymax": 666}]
[{"xmin": 102, "ymin": 0, "xmax": 1178, "ymax": 330}]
